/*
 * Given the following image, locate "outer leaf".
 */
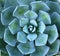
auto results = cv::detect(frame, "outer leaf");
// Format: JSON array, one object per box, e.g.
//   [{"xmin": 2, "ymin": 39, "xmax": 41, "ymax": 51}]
[
  {"xmin": 4, "ymin": 0, "xmax": 18, "ymax": 8},
  {"xmin": 19, "ymin": 17, "xmax": 29, "ymax": 27},
  {"xmin": 8, "ymin": 18, "xmax": 20, "ymax": 34},
  {"xmin": 38, "ymin": 21, "xmax": 46, "ymax": 33},
  {"xmin": 17, "ymin": 31, "xmax": 27, "ymax": 43},
  {"xmin": 30, "ymin": 46, "xmax": 49, "ymax": 56},
  {"xmin": 13, "ymin": 5, "xmax": 29, "ymax": 19},
  {"xmin": 24, "ymin": 10, "xmax": 38, "ymax": 19},
  {"xmin": 35, "ymin": 34, "xmax": 48, "ymax": 46},
  {"xmin": 1, "ymin": 6, "xmax": 14, "ymax": 25},
  {"xmin": 46, "ymin": 1, "xmax": 60, "ymax": 13},
  {"xmin": 17, "ymin": 0, "xmax": 34, "ymax": 5},
  {"xmin": 38, "ymin": 10, "xmax": 51, "ymax": 24},
  {"xmin": 30, "ymin": 1, "xmax": 50, "ymax": 12},
  {"xmin": 4, "ymin": 28, "xmax": 17, "ymax": 46},
  {"xmin": 36, "ymin": 0, "xmax": 49, "ymax": 2},
  {"xmin": 47, "ymin": 40, "xmax": 59, "ymax": 56},
  {"xmin": 17, "ymin": 42, "xmax": 35, "ymax": 55},
  {"xmin": 6, "ymin": 45, "xmax": 23, "ymax": 56},
  {"xmin": 51, "ymin": 12, "xmax": 60, "ymax": 32},
  {"xmin": 44, "ymin": 25, "xmax": 59, "ymax": 44},
  {"xmin": 27, "ymin": 33, "xmax": 37, "ymax": 41}
]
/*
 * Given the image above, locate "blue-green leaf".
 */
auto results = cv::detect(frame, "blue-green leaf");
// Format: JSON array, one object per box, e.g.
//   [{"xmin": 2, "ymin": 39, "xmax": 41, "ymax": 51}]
[
  {"xmin": 46, "ymin": 1, "xmax": 60, "ymax": 13},
  {"xmin": 1, "ymin": 6, "xmax": 14, "ymax": 25},
  {"xmin": 35, "ymin": 34, "xmax": 48, "ymax": 46},
  {"xmin": 4, "ymin": 0, "xmax": 18, "ymax": 8},
  {"xmin": 19, "ymin": 17, "xmax": 29, "ymax": 27},
  {"xmin": 44, "ymin": 25, "xmax": 59, "ymax": 44},
  {"xmin": 30, "ymin": 20, "xmax": 37, "ymax": 27},
  {"xmin": 27, "ymin": 33, "xmax": 37, "ymax": 41},
  {"xmin": 38, "ymin": 10, "xmax": 51, "ymax": 24},
  {"xmin": 8, "ymin": 19, "xmax": 20, "ymax": 35},
  {"xmin": 24, "ymin": 10, "xmax": 38, "ymax": 19},
  {"xmin": 23, "ymin": 25, "xmax": 29, "ymax": 34},
  {"xmin": 6, "ymin": 45, "xmax": 23, "ymax": 56},
  {"xmin": 47, "ymin": 40, "xmax": 59, "ymax": 56},
  {"xmin": 30, "ymin": 1, "xmax": 50, "ymax": 12},
  {"xmin": 17, "ymin": 31, "xmax": 27, "ymax": 43},
  {"xmin": 13, "ymin": 5, "xmax": 29, "ymax": 19},
  {"xmin": 38, "ymin": 21, "xmax": 46, "ymax": 33},
  {"xmin": 4, "ymin": 28, "xmax": 17, "ymax": 46},
  {"xmin": 17, "ymin": 42, "xmax": 35, "ymax": 55},
  {"xmin": 51, "ymin": 12, "xmax": 60, "ymax": 32},
  {"xmin": 17, "ymin": 0, "xmax": 34, "ymax": 5},
  {"xmin": 30, "ymin": 46, "xmax": 49, "ymax": 56}
]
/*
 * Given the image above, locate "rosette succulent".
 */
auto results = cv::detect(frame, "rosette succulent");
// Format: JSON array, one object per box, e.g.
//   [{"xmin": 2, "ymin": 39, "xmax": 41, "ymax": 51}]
[{"xmin": 0, "ymin": 0, "xmax": 60, "ymax": 56}]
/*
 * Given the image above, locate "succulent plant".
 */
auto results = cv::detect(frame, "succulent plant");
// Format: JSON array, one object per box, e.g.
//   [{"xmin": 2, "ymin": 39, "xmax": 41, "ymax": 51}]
[{"xmin": 0, "ymin": 0, "xmax": 60, "ymax": 56}]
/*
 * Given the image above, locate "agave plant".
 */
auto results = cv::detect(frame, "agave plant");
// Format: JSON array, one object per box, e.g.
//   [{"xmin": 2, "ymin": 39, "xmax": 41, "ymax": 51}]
[{"xmin": 0, "ymin": 0, "xmax": 60, "ymax": 56}]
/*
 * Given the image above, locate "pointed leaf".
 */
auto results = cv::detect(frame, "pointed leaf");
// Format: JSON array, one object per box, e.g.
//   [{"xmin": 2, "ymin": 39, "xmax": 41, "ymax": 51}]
[
  {"xmin": 30, "ymin": 1, "xmax": 50, "ymax": 12},
  {"xmin": 1, "ymin": 6, "xmax": 14, "ymax": 25},
  {"xmin": 30, "ymin": 46, "xmax": 49, "ymax": 56},
  {"xmin": 4, "ymin": 28, "xmax": 17, "ymax": 46},
  {"xmin": 30, "ymin": 20, "xmax": 37, "ymax": 27},
  {"xmin": 46, "ymin": 1, "xmax": 60, "ymax": 13},
  {"xmin": 19, "ymin": 17, "xmax": 29, "ymax": 27},
  {"xmin": 6, "ymin": 45, "xmax": 23, "ymax": 56},
  {"xmin": 23, "ymin": 25, "xmax": 29, "ymax": 34},
  {"xmin": 44, "ymin": 25, "xmax": 59, "ymax": 44},
  {"xmin": 8, "ymin": 19, "xmax": 20, "ymax": 35},
  {"xmin": 17, "ymin": 31, "xmax": 27, "ymax": 43},
  {"xmin": 35, "ymin": 34, "xmax": 48, "ymax": 46},
  {"xmin": 38, "ymin": 21, "xmax": 46, "ymax": 33},
  {"xmin": 17, "ymin": 42, "xmax": 35, "ymax": 55},
  {"xmin": 47, "ymin": 40, "xmax": 59, "ymax": 56},
  {"xmin": 17, "ymin": 0, "xmax": 34, "ymax": 5},
  {"xmin": 51, "ymin": 12, "xmax": 60, "ymax": 32},
  {"xmin": 13, "ymin": 5, "xmax": 29, "ymax": 19},
  {"xmin": 27, "ymin": 33, "xmax": 37, "ymax": 41},
  {"xmin": 24, "ymin": 10, "xmax": 38, "ymax": 19},
  {"xmin": 4, "ymin": 0, "xmax": 18, "ymax": 8},
  {"xmin": 38, "ymin": 10, "xmax": 51, "ymax": 24}
]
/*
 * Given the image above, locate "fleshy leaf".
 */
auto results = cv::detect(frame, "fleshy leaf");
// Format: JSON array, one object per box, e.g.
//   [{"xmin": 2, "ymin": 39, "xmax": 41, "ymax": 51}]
[
  {"xmin": 30, "ymin": 1, "xmax": 50, "ymax": 12},
  {"xmin": 36, "ymin": 0, "xmax": 49, "ymax": 2},
  {"xmin": 6, "ymin": 45, "xmax": 23, "ymax": 56},
  {"xmin": 30, "ymin": 46, "xmax": 49, "ymax": 56},
  {"xmin": 1, "ymin": 6, "xmax": 14, "ymax": 25},
  {"xmin": 44, "ymin": 25, "xmax": 59, "ymax": 44},
  {"xmin": 4, "ymin": 0, "xmax": 18, "ymax": 8},
  {"xmin": 19, "ymin": 17, "xmax": 29, "ymax": 27},
  {"xmin": 38, "ymin": 10, "xmax": 51, "ymax": 24},
  {"xmin": 17, "ymin": 31, "xmax": 27, "ymax": 43},
  {"xmin": 13, "ymin": 5, "xmax": 29, "ymax": 19},
  {"xmin": 23, "ymin": 25, "xmax": 29, "ymax": 34},
  {"xmin": 17, "ymin": 0, "xmax": 34, "ymax": 5},
  {"xmin": 17, "ymin": 42, "xmax": 35, "ymax": 55},
  {"xmin": 38, "ymin": 21, "xmax": 46, "ymax": 33},
  {"xmin": 46, "ymin": 1, "xmax": 60, "ymax": 13},
  {"xmin": 35, "ymin": 34, "xmax": 48, "ymax": 46},
  {"xmin": 0, "ymin": 39, "xmax": 7, "ymax": 53},
  {"xmin": 4, "ymin": 28, "xmax": 17, "ymax": 46},
  {"xmin": 8, "ymin": 18, "xmax": 20, "ymax": 35},
  {"xmin": 47, "ymin": 40, "xmax": 59, "ymax": 56},
  {"xmin": 24, "ymin": 10, "xmax": 38, "ymax": 19},
  {"xmin": 51, "ymin": 12, "xmax": 60, "ymax": 32},
  {"xmin": 27, "ymin": 33, "xmax": 37, "ymax": 41},
  {"xmin": 30, "ymin": 20, "xmax": 37, "ymax": 27}
]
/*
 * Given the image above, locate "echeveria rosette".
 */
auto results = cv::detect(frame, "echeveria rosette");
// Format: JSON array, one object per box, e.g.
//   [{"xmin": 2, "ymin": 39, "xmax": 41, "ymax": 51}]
[{"xmin": 0, "ymin": 0, "xmax": 60, "ymax": 56}]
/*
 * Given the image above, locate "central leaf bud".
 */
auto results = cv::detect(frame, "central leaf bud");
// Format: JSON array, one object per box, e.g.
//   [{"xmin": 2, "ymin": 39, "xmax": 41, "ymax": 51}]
[{"xmin": 28, "ymin": 25, "xmax": 36, "ymax": 33}]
